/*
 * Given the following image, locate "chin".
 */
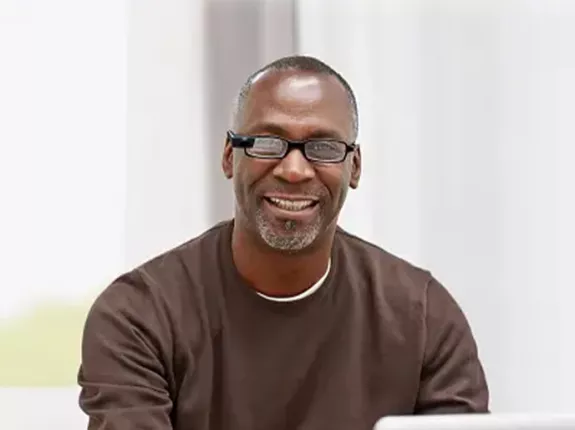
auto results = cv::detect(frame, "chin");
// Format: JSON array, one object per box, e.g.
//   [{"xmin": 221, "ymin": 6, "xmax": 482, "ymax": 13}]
[{"xmin": 256, "ymin": 218, "xmax": 323, "ymax": 253}]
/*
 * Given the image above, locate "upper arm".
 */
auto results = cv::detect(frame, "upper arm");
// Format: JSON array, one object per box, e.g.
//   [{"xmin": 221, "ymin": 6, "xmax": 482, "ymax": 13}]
[
  {"xmin": 415, "ymin": 277, "xmax": 489, "ymax": 414},
  {"xmin": 78, "ymin": 275, "xmax": 174, "ymax": 429}
]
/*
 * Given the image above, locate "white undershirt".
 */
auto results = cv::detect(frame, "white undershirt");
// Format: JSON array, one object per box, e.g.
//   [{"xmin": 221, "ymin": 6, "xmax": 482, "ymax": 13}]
[{"xmin": 256, "ymin": 259, "xmax": 332, "ymax": 303}]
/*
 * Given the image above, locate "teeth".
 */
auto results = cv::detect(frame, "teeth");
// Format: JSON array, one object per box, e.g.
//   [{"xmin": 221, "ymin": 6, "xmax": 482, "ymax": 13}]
[{"xmin": 268, "ymin": 198, "xmax": 315, "ymax": 211}]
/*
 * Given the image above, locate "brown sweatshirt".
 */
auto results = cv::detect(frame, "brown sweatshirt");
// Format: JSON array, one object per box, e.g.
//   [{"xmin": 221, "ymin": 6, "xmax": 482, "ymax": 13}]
[{"xmin": 78, "ymin": 220, "xmax": 488, "ymax": 429}]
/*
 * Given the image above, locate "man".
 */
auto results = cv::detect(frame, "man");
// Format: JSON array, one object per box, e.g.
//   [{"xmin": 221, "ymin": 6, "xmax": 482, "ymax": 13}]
[{"xmin": 78, "ymin": 55, "xmax": 489, "ymax": 429}]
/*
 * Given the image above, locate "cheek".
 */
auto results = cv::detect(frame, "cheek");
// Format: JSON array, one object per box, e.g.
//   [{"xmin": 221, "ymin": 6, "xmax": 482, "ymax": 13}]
[
  {"xmin": 317, "ymin": 164, "xmax": 351, "ymax": 196},
  {"xmin": 232, "ymin": 155, "xmax": 252, "ymax": 182},
  {"xmin": 233, "ymin": 157, "xmax": 274, "ymax": 190}
]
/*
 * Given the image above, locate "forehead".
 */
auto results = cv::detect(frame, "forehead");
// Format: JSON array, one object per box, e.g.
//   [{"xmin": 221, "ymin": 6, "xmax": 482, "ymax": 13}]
[{"xmin": 238, "ymin": 70, "xmax": 354, "ymax": 141}]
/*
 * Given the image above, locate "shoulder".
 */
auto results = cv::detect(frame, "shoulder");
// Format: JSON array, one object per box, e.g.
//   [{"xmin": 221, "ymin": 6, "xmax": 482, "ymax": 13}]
[
  {"xmin": 335, "ymin": 226, "xmax": 433, "ymax": 299},
  {"xmin": 131, "ymin": 220, "xmax": 230, "ymax": 299},
  {"xmin": 334, "ymin": 227, "xmax": 475, "ymax": 364},
  {"xmin": 86, "ymin": 221, "xmax": 230, "ymax": 340},
  {"xmin": 334, "ymin": 226, "xmax": 473, "ymax": 348},
  {"xmin": 334, "ymin": 228, "xmax": 465, "ymax": 329}
]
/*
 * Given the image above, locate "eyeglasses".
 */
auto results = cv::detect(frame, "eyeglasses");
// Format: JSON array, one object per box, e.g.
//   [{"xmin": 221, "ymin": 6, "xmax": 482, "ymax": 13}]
[{"xmin": 227, "ymin": 130, "xmax": 356, "ymax": 164}]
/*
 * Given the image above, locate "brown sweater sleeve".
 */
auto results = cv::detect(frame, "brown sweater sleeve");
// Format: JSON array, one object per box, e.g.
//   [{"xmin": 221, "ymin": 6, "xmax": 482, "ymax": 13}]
[
  {"xmin": 415, "ymin": 277, "xmax": 489, "ymax": 414},
  {"xmin": 78, "ymin": 273, "xmax": 174, "ymax": 429}
]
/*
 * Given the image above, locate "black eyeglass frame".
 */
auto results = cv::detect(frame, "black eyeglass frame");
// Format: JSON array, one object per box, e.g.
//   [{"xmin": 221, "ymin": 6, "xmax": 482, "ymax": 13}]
[{"xmin": 226, "ymin": 130, "xmax": 357, "ymax": 164}]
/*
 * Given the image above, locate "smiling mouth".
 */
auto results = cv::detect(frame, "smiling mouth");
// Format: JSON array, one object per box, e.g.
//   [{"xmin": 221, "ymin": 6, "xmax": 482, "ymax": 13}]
[{"xmin": 264, "ymin": 197, "xmax": 318, "ymax": 212}]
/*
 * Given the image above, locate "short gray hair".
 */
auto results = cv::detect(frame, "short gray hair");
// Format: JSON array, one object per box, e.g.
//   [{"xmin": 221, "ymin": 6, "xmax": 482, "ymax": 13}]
[{"xmin": 230, "ymin": 55, "xmax": 359, "ymax": 140}]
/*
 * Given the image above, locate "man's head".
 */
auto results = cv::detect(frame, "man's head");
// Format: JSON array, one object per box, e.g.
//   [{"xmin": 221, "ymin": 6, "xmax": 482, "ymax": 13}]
[{"xmin": 222, "ymin": 55, "xmax": 361, "ymax": 253}]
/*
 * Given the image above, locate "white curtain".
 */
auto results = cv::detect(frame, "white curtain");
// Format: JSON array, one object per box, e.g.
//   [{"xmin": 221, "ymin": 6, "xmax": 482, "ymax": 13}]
[
  {"xmin": 297, "ymin": 0, "xmax": 575, "ymax": 413},
  {"xmin": 125, "ymin": 0, "xmax": 298, "ymax": 268},
  {"xmin": 0, "ymin": 0, "xmax": 126, "ymax": 426}
]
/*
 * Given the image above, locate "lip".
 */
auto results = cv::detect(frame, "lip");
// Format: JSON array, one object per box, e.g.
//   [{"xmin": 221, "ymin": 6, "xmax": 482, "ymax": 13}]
[
  {"xmin": 263, "ymin": 193, "xmax": 319, "ymax": 202},
  {"xmin": 262, "ymin": 197, "xmax": 319, "ymax": 222}
]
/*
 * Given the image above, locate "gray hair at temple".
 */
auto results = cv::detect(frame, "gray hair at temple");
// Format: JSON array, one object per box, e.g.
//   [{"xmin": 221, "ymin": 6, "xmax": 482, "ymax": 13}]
[{"xmin": 229, "ymin": 55, "xmax": 359, "ymax": 141}]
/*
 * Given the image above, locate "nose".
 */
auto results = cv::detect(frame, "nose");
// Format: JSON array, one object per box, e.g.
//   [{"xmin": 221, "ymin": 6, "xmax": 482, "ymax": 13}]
[{"xmin": 273, "ymin": 149, "xmax": 315, "ymax": 183}]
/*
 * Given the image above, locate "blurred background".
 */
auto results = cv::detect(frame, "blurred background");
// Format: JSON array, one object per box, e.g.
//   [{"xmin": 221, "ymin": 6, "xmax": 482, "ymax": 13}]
[{"xmin": 1, "ymin": 0, "xmax": 574, "ymax": 426}]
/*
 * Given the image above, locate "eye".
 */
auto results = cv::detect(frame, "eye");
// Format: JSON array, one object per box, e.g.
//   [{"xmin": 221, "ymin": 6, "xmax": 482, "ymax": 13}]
[
  {"xmin": 306, "ymin": 140, "xmax": 346, "ymax": 161},
  {"xmin": 247, "ymin": 137, "xmax": 286, "ymax": 158}
]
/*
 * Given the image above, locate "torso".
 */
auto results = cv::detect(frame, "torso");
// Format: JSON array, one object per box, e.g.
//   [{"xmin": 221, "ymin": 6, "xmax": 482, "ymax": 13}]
[{"xmin": 151, "ymin": 221, "xmax": 431, "ymax": 430}]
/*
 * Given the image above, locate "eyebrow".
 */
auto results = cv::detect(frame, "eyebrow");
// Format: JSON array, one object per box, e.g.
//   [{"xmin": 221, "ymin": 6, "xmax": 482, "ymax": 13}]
[{"xmin": 245, "ymin": 122, "xmax": 347, "ymax": 141}]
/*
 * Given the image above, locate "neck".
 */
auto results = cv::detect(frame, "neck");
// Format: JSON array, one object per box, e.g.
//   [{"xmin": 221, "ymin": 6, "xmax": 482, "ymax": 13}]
[{"xmin": 231, "ymin": 221, "xmax": 335, "ymax": 298}]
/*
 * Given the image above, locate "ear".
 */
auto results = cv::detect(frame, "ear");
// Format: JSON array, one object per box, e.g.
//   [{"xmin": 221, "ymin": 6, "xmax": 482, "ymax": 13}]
[
  {"xmin": 221, "ymin": 137, "xmax": 234, "ymax": 179},
  {"xmin": 349, "ymin": 145, "xmax": 361, "ymax": 189}
]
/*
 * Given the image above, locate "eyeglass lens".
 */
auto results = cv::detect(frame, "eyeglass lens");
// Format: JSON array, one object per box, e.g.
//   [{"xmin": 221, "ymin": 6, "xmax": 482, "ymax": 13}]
[{"xmin": 246, "ymin": 136, "xmax": 346, "ymax": 162}]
